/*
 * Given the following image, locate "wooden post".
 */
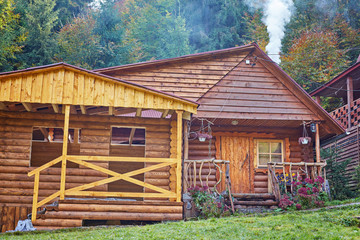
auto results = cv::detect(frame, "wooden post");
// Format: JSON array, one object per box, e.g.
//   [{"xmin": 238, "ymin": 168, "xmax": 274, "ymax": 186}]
[
  {"xmin": 60, "ymin": 105, "xmax": 70, "ymax": 200},
  {"xmin": 315, "ymin": 123, "xmax": 320, "ymax": 163},
  {"xmin": 31, "ymin": 172, "xmax": 40, "ymax": 222},
  {"xmin": 183, "ymin": 121, "xmax": 189, "ymax": 192},
  {"xmin": 176, "ymin": 110, "xmax": 183, "ymax": 202},
  {"xmin": 347, "ymin": 76, "xmax": 353, "ymax": 129}
]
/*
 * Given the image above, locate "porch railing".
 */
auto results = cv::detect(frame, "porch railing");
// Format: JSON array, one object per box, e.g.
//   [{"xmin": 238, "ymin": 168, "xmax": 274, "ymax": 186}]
[
  {"xmin": 28, "ymin": 155, "xmax": 178, "ymax": 221},
  {"xmin": 267, "ymin": 162, "xmax": 327, "ymax": 202},
  {"xmin": 183, "ymin": 159, "xmax": 230, "ymax": 193},
  {"xmin": 331, "ymin": 98, "xmax": 360, "ymax": 129}
]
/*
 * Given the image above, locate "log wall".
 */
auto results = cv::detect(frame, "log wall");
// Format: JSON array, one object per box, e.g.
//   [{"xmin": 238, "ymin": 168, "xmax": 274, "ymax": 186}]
[{"xmin": 0, "ymin": 111, "xmax": 173, "ymax": 231}]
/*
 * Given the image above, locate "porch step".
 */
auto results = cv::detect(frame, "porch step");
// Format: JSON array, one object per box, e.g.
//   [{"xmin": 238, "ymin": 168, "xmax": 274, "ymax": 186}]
[
  {"xmin": 33, "ymin": 198, "xmax": 183, "ymax": 230},
  {"xmin": 232, "ymin": 193, "xmax": 275, "ymax": 201}
]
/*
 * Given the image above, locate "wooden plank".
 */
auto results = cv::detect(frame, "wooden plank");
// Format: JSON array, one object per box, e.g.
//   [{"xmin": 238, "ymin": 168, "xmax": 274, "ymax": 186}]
[
  {"xmin": 53, "ymin": 69, "xmax": 65, "ymax": 103},
  {"xmin": 108, "ymin": 106, "xmax": 114, "ymax": 115},
  {"xmin": 136, "ymin": 108, "xmax": 142, "ymax": 117},
  {"xmin": 31, "ymin": 173, "xmax": 39, "ymax": 221},
  {"xmin": 84, "ymin": 75, "xmax": 95, "ymax": 105},
  {"xmin": 66, "ymin": 155, "xmax": 176, "ymax": 163},
  {"xmin": 31, "ymin": 73, "xmax": 43, "ymax": 102},
  {"xmin": 41, "ymin": 71, "xmax": 53, "ymax": 103},
  {"xmin": 63, "ymin": 70, "xmax": 75, "ymax": 104},
  {"xmin": 161, "ymin": 109, "xmax": 169, "ymax": 118},
  {"xmin": 10, "ymin": 77, "xmax": 22, "ymax": 102}
]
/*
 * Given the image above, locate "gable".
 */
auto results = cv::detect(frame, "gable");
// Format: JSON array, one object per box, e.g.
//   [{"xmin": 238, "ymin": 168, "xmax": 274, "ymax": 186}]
[
  {"xmin": 0, "ymin": 63, "xmax": 197, "ymax": 114},
  {"xmin": 96, "ymin": 51, "xmax": 251, "ymax": 102},
  {"xmin": 196, "ymin": 60, "xmax": 319, "ymax": 120}
]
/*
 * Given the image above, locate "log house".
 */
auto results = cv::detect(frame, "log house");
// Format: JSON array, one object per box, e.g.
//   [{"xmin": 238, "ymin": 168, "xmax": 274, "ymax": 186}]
[{"xmin": 0, "ymin": 43, "xmax": 344, "ymax": 230}]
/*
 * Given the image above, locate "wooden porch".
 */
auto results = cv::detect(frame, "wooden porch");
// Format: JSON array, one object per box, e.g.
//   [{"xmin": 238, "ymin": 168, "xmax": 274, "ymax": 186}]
[{"xmin": 0, "ymin": 63, "xmax": 198, "ymax": 231}]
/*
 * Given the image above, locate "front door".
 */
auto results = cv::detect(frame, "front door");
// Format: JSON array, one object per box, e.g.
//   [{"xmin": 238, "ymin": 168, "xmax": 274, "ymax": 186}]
[{"xmin": 217, "ymin": 136, "xmax": 253, "ymax": 193}]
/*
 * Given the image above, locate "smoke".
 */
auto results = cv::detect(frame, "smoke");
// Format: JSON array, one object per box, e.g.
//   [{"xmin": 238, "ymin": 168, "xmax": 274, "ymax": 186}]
[{"xmin": 245, "ymin": 0, "xmax": 293, "ymax": 64}]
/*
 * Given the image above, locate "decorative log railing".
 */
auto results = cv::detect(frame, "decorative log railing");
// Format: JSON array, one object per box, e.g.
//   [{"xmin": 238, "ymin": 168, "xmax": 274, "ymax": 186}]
[
  {"xmin": 28, "ymin": 156, "xmax": 179, "ymax": 221},
  {"xmin": 331, "ymin": 98, "xmax": 360, "ymax": 129},
  {"xmin": 183, "ymin": 159, "xmax": 230, "ymax": 193},
  {"xmin": 267, "ymin": 162, "xmax": 327, "ymax": 201}
]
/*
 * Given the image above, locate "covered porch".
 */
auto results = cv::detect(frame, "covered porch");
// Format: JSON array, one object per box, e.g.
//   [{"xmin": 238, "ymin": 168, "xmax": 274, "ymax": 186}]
[{"xmin": 0, "ymin": 63, "xmax": 197, "ymax": 230}]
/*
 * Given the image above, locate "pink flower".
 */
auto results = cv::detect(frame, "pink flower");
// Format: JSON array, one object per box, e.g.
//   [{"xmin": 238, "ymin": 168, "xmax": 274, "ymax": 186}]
[
  {"xmin": 298, "ymin": 187, "xmax": 308, "ymax": 195},
  {"xmin": 305, "ymin": 178, "xmax": 313, "ymax": 184},
  {"xmin": 296, "ymin": 204, "xmax": 302, "ymax": 210},
  {"xmin": 312, "ymin": 187, "xmax": 319, "ymax": 193},
  {"xmin": 315, "ymin": 176, "xmax": 324, "ymax": 184}
]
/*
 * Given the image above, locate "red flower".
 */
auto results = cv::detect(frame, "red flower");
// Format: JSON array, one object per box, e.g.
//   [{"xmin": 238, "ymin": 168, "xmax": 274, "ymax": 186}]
[
  {"xmin": 296, "ymin": 204, "xmax": 302, "ymax": 210},
  {"xmin": 312, "ymin": 187, "xmax": 319, "ymax": 193},
  {"xmin": 298, "ymin": 187, "xmax": 308, "ymax": 195}
]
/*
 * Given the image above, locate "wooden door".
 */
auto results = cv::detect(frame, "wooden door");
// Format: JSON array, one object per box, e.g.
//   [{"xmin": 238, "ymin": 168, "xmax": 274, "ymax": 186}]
[{"xmin": 218, "ymin": 136, "xmax": 252, "ymax": 193}]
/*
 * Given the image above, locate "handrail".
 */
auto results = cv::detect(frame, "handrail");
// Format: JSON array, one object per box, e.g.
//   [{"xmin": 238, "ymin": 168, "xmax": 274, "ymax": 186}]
[
  {"xmin": 28, "ymin": 156, "xmax": 62, "ymax": 176},
  {"xmin": 29, "ymin": 155, "xmax": 178, "ymax": 222}
]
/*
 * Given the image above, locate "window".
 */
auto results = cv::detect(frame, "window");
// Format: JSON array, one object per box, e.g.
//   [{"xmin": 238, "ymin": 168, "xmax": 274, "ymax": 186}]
[
  {"xmin": 257, "ymin": 140, "xmax": 283, "ymax": 167},
  {"xmin": 32, "ymin": 127, "xmax": 80, "ymax": 143},
  {"xmin": 111, "ymin": 127, "xmax": 145, "ymax": 145}
]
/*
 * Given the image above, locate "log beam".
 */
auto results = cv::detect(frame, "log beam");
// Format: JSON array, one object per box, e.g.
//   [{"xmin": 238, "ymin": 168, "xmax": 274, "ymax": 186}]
[
  {"xmin": 129, "ymin": 128, "xmax": 136, "ymax": 146},
  {"xmin": 80, "ymin": 105, "xmax": 86, "ymax": 114},
  {"xmin": 109, "ymin": 106, "xmax": 114, "ymax": 115},
  {"xmin": 161, "ymin": 110, "xmax": 169, "ymax": 118},
  {"xmin": 39, "ymin": 128, "xmax": 49, "ymax": 142},
  {"xmin": 22, "ymin": 102, "xmax": 33, "ymax": 112},
  {"xmin": 136, "ymin": 108, "xmax": 142, "ymax": 117},
  {"xmin": 51, "ymin": 104, "xmax": 59, "ymax": 113}
]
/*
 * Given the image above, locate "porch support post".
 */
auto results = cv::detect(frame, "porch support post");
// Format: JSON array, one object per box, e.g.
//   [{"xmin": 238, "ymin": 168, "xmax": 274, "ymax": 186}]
[
  {"xmin": 347, "ymin": 76, "xmax": 353, "ymax": 129},
  {"xmin": 176, "ymin": 110, "xmax": 183, "ymax": 202},
  {"xmin": 60, "ymin": 105, "xmax": 70, "ymax": 200},
  {"xmin": 315, "ymin": 123, "xmax": 320, "ymax": 163}
]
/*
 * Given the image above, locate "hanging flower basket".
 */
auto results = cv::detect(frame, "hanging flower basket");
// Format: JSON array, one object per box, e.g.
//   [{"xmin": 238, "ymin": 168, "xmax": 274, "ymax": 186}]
[
  {"xmin": 196, "ymin": 132, "xmax": 213, "ymax": 142},
  {"xmin": 298, "ymin": 137, "xmax": 311, "ymax": 145}
]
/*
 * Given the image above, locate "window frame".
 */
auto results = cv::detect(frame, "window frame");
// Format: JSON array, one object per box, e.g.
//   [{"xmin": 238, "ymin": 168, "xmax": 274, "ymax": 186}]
[
  {"xmin": 256, "ymin": 139, "xmax": 284, "ymax": 168},
  {"xmin": 110, "ymin": 126, "xmax": 146, "ymax": 146}
]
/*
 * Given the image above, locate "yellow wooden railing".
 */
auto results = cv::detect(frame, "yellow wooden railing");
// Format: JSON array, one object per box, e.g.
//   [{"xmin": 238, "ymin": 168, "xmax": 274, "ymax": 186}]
[{"xmin": 28, "ymin": 155, "xmax": 179, "ymax": 221}]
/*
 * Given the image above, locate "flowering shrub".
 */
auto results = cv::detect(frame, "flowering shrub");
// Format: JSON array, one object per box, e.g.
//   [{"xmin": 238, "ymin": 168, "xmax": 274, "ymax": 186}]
[
  {"xmin": 188, "ymin": 185, "xmax": 231, "ymax": 218},
  {"xmin": 278, "ymin": 176, "xmax": 326, "ymax": 210}
]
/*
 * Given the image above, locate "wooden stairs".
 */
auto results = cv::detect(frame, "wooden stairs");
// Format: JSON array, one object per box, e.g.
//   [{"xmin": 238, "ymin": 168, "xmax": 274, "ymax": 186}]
[
  {"xmin": 231, "ymin": 193, "xmax": 278, "ymax": 213},
  {"xmin": 32, "ymin": 199, "xmax": 183, "ymax": 230}
]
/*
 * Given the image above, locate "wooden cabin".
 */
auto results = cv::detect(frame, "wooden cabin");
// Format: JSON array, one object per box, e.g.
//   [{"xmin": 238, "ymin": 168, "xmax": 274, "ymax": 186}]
[
  {"xmin": 0, "ymin": 43, "xmax": 344, "ymax": 231},
  {"xmin": 96, "ymin": 43, "xmax": 343, "ymax": 207},
  {"xmin": 0, "ymin": 63, "xmax": 197, "ymax": 231},
  {"xmin": 310, "ymin": 56, "xmax": 360, "ymax": 190}
]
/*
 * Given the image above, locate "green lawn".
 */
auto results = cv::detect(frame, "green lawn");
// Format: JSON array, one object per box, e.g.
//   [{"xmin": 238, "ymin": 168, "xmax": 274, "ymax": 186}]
[{"xmin": 3, "ymin": 205, "xmax": 360, "ymax": 240}]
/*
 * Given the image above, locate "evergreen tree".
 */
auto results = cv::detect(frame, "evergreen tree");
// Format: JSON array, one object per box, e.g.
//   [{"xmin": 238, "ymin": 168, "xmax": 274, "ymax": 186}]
[
  {"xmin": 0, "ymin": 0, "xmax": 26, "ymax": 71},
  {"xmin": 18, "ymin": 0, "xmax": 58, "ymax": 67}
]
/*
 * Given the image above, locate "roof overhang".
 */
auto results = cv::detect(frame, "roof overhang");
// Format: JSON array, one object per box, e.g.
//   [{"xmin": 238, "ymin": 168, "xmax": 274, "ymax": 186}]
[{"xmin": 0, "ymin": 63, "xmax": 198, "ymax": 115}]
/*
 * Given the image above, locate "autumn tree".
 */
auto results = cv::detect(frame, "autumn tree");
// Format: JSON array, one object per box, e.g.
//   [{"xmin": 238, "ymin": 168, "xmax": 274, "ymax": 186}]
[
  {"xmin": 55, "ymin": 13, "xmax": 102, "ymax": 69},
  {"xmin": 243, "ymin": 10, "xmax": 269, "ymax": 52},
  {"xmin": 281, "ymin": 30, "xmax": 349, "ymax": 91}
]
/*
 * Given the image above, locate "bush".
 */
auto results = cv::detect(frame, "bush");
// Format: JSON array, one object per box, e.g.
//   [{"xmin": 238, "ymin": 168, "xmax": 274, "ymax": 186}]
[
  {"xmin": 322, "ymin": 148, "xmax": 355, "ymax": 200},
  {"xmin": 278, "ymin": 176, "xmax": 326, "ymax": 210},
  {"xmin": 188, "ymin": 185, "xmax": 231, "ymax": 218}
]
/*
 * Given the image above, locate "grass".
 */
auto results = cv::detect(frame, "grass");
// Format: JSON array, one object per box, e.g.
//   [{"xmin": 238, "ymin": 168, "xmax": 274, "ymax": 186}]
[{"xmin": 2, "ymin": 205, "xmax": 360, "ymax": 240}]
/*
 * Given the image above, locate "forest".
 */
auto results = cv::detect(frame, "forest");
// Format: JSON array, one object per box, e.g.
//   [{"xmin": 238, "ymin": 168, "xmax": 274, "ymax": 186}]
[{"xmin": 1, "ymin": 0, "xmax": 360, "ymax": 104}]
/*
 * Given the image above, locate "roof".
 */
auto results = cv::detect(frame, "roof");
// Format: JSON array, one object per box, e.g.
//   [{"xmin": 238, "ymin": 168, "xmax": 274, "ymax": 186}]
[
  {"xmin": 96, "ymin": 43, "xmax": 344, "ymax": 137},
  {"xmin": 310, "ymin": 61, "xmax": 360, "ymax": 98},
  {"xmin": 0, "ymin": 62, "xmax": 198, "ymax": 114}
]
